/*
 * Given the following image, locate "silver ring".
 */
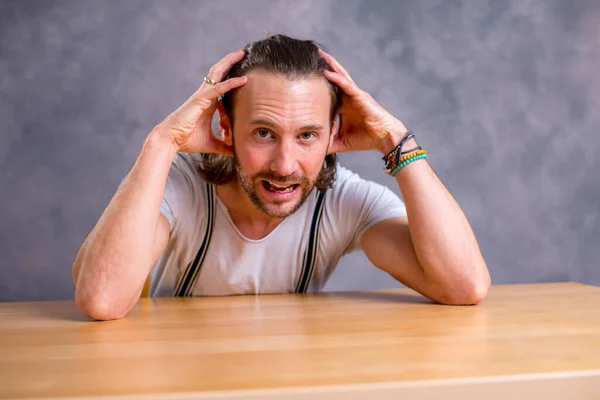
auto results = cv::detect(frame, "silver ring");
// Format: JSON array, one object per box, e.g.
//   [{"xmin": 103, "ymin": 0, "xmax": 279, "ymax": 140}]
[{"xmin": 204, "ymin": 76, "xmax": 218, "ymax": 86}]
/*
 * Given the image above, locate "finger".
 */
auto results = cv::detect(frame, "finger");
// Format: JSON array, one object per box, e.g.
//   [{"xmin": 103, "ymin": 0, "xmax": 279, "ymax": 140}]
[
  {"xmin": 203, "ymin": 49, "xmax": 246, "ymax": 87},
  {"xmin": 202, "ymin": 76, "xmax": 248, "ymax": 101},
  {"xmin": 186, "ymin": 75, "xmax": 247, "ymax": 112},
  {"xmin": 319, "ymin": 49, "xmax": 355, "ymax": 83},
  {"xmin": 323, "ymin": 70, "xmax": 361, "ymax": 97},
  {"xmin": 173, "ymin": 76, "xmax": 247, "ymax": 131}
]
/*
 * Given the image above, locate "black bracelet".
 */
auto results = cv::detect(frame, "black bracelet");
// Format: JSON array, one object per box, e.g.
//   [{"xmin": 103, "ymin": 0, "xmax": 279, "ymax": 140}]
[
  {"xmin": 398, "ymin": 130, "xmax": 415, "ymax": 152},
  {"xmin": 382, "ymin": 130, "xmax": 414, "ymax": 161},
  {"xmin": 382, "ymin": 130, "xmax": 416, "ymax": 174},
  {"xmin": 401, "ymin": 145, "xmax": 422, "ymax": 155}
]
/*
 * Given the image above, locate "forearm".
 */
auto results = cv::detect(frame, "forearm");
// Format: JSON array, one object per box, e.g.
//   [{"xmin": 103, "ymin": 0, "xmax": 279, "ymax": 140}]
[
  {"xmin": 73, "ymin": 130, "xmax": 178, "ymax": 317},
  {"xmin": 379, "ymin": 131, "xmax": 490, "ymax": 304}
]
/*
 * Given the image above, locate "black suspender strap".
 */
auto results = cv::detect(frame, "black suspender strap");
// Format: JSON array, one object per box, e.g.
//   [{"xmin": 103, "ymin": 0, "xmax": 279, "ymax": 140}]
[
  {"xmin": 174, "ymin": 185, "xmax": 326, "ymax": 296},
  {"xmin": 174, "ymin": 182, "xmax": 216, "ymax": 297},
  {"xmin": 295, "ymin": 190, "xmax": 327, "ymax": 294}
]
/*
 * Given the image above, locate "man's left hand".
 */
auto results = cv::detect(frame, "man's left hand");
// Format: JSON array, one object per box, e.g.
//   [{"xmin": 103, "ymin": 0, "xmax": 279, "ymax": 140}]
[{"xmin": 319, "ymin": 49, "xmax": 409, "ymax": 155}]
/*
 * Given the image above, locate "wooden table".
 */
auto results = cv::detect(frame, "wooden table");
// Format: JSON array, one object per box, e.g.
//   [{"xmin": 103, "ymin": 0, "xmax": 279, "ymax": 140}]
[{"xmin": 1, "ymin": 283, "xmax": 599, "ymax": 399}]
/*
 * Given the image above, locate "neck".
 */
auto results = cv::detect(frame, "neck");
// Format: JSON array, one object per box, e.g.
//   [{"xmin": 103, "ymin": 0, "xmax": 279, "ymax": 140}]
[{"xmin": 215, "ymin": 178, "xmax": 285, "ymax": 240}]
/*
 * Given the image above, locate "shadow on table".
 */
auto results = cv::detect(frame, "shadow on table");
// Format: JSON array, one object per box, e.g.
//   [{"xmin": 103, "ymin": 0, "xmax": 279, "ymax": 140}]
[
  {"xmin": 327, "ymin": 290, "xmax": 435, "ymax": 305},
  {"xmin": 32, "ymin": 301, "xmax": 93, "ymax": 322},
  {"xmin": 29, "ymin": 291, "xmax": 435, "ymax": 322}
]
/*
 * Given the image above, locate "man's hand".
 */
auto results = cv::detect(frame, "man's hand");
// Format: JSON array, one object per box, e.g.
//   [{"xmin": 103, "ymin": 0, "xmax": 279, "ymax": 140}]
[
  {"xmin": 153, "ymin": 49, "xmax": 248, "ymax": 155},
  {"xmin": 319, "ymin": 52, "xmax": 490, "ymax": 305},
  {"xmin": 319, "ymin": 49, "xmax": 409, "ymax": 154}
]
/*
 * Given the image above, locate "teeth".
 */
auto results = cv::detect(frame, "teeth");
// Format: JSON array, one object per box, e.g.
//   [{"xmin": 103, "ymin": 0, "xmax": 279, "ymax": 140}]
[{"xmin": 266, "ymin": 182, "xmax": 295, "ymax": 193}]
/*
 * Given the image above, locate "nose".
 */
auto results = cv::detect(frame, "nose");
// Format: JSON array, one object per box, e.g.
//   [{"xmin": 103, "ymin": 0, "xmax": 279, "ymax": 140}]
[{"xmin": 269, "ymin": 140, "xmax": 298, "ymax": 177}]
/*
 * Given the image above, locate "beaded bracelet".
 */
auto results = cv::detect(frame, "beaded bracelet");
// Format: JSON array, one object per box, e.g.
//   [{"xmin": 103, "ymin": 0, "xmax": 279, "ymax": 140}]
[
  {"xmin": 401, "ymin": 145, "xmax": 422, "ymax": 155},
  {"xmin": 390, "ymin": 153, "xmax": 428, "ymax": 177},
  {"xmin": 398, "ymin": 149, "xmax": 427, "ymax": 164}
]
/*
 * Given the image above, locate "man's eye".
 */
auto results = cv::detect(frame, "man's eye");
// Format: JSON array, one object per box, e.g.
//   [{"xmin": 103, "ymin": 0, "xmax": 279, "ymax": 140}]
[
  {"xmin": 255, "ymin": 129, "xmax": 271, "ymax": 139},
  {"xmin": 300, "ymin": 132, "xmax": 316, "ymax": 140}
]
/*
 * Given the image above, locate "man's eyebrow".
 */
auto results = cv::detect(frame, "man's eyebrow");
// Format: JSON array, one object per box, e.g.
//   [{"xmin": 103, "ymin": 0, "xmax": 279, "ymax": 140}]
[
  {"xmin": 250, "ymin": 118, "xmax": 325, "ymax": 132},
  {"xmin": 297, "ymin": 123, "xmax": 325, "ymax": 132},
  {"xmin": 250, "ymin": 118, "xmax": 278, "ymax": 128}
]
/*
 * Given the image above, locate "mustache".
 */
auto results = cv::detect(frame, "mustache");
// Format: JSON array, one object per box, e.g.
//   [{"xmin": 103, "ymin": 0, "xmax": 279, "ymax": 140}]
[{"xmin": 254, "ymin": 172, "xmax": 308, "ymax": 185}]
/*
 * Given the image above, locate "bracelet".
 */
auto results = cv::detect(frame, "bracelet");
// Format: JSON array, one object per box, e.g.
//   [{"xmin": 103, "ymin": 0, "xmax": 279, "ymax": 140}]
[
  {"xmin": 382, "ymin": 130, "xmax": 429, "ymax": 175},
  {"xmin": 398, "ymin": 149, "xmax": 426, "ymax": 164},
  {"xmin": 401, "ymin": 145, "xmax": 422, "ymax": 155},
  {"xmin": 382, "ymin": 130, "xmax": 415, "ymax": 173},
  {"xmin": 390, "ymin": 153, "xmax": 428, "ymax": 177}
]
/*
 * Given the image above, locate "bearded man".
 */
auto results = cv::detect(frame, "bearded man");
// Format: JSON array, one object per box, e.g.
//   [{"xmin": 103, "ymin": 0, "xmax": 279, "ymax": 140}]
[{"xmin": 72, "ymin": 34, "xmax": 490, "ymax": 320}]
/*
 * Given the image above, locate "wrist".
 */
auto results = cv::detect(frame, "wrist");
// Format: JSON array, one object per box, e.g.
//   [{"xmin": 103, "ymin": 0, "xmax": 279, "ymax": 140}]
[
  {"xmin": 376, "ymin": 124, "xmax": 415, "ymax": 155},
  {"xmin": 146, "ymin": 129, "xmax": 181, "ymax": 157}
]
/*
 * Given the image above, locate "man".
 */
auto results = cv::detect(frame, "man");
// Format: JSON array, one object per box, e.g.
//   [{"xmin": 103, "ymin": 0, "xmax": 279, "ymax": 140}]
[{"xmin": 72, "ymin": 34, "xmax": 490, "ymax": 321}]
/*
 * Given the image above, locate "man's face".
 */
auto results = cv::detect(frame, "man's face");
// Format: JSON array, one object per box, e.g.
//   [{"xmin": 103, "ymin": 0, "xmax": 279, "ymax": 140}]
[{"xmin": 224, "ymin": 69, "xmax": 335, "ymax": 218}]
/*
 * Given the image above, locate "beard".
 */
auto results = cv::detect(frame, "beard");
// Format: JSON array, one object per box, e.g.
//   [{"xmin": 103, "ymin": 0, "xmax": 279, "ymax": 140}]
[{"xmin": 233, "ymin": 150, "xmax": 323, "ymax": 219}]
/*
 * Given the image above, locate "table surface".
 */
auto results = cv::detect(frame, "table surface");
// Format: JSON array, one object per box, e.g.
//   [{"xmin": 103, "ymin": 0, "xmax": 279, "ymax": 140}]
[{"xmin": 1, "ymin": 283, "xmax": 600, "ymax": 399}]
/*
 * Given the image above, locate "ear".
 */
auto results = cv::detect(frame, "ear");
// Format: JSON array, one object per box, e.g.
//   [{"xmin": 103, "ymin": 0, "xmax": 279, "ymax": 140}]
[
  {"xmin": 327, "ymin": 114, "xmax": 340, "ymax": 153},
  {"xmin": 216, "ymin": 101, "xmax": 233, "ymax": 146}
]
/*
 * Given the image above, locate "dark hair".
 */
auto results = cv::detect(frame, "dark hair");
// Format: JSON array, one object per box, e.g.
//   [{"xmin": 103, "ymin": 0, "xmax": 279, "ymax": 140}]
[{"xmin": 197, "ymin": 34, "xmax": 341, "ymax": 191}]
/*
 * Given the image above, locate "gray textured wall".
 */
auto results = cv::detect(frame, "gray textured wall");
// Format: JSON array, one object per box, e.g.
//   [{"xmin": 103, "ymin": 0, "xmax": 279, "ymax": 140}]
[{"xmin": 1, "ymin": 0, "xmax": 598, "ymax": 302}]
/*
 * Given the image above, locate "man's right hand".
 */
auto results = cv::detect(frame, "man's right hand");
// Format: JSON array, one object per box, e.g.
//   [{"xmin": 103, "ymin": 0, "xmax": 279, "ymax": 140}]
[{"xmin": 154, "ymin": 49, "xmax": 247, "ymax": 154}]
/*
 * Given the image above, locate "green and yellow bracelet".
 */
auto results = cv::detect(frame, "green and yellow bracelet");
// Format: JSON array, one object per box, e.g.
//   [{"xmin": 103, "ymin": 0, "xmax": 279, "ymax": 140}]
[{"xmin": 390, "ymin": 153, "xmax": 428, "ymax": 177}]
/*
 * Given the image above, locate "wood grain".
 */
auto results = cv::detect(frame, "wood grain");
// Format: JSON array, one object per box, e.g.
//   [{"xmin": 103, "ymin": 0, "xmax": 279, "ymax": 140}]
[{"xmin": 1, "ymin": 283, "xmax": 599, "ymax": 399}]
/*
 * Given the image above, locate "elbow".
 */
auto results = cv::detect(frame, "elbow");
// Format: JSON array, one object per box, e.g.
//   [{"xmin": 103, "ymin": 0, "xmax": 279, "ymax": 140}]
[
  {"xmin": 73, "ymin": 256, "xmax": 139, "ymax": 321},
  {"xmin": 449, "ymin": 280, "xmax": 489, "ymax": 305},
  {"xmin": 75, "ymin": 287, "xmax": 130, "ymax": 321},
  {"xmin": 438, "ymin": 269, "xmax": 491, "ymax": 306}
]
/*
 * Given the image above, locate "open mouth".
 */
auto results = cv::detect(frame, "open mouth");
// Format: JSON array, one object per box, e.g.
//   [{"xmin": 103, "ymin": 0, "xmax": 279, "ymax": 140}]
[{"xmin": 262, "ymin": 181, "xmax": 299, "ymax": 194}]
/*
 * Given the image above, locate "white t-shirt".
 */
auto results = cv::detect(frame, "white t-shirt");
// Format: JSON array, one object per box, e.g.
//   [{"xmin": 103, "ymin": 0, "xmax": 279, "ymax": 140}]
[{"xmin": 149, "ymin": 153, "xmax": 407, "ymax": 297}]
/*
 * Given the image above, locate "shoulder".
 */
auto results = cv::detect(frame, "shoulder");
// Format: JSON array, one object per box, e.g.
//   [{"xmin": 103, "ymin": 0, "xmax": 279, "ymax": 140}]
[
  {"xmin": 167, "ymin": 153, "xmax": 207, "ymax": 193},
  {"xmin": 170, "ymin": 153, "xmax": 204, "ymax": 183},
  {"xmin": 162, "ymin": 153, "xmax": 208, "ymax": 223},
  {"xmin": 318, "ymin": 163, "xmax": 406, "ymax": 254},
  {"xmin": 329, "ymin": 163, "xmax": 393, "ymax": 202},
  {"xmin": 325, "ymin": 162, "xmax": 406, "ymax": 220}
]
